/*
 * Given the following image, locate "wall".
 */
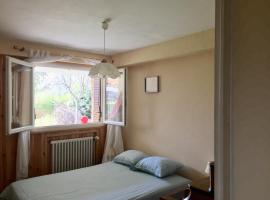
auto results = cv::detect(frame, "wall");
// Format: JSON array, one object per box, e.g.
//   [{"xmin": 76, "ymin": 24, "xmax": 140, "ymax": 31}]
[
  {"xmin": 228, "ymin": 0, "xmax": 270, "ymax": 199},
  {"xmin": 123, "ymin": 50, "xmax": 214, "ymax": 180},
  {"xmin": 0, "ymin": 38, "xmax": 109, "ymax": 61},
  {"xmin": 113, "ymin": 29, "xmax": 214, "ymax": 66}
]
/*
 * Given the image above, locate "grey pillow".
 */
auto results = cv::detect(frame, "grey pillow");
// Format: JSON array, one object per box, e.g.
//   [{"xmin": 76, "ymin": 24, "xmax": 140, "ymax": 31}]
[
  {"xmin": 135, "ymin": 156, "xmax": 184, "ymax": 178},
  {"xmin": 113, "ymin": 150, "xmax": 148, "ymax": 167}
]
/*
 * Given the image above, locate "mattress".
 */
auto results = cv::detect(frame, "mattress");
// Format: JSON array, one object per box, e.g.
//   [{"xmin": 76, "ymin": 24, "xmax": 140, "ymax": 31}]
[{"xmin": 0, "ymin": 162, "xmax": 191, "ymax": 200}]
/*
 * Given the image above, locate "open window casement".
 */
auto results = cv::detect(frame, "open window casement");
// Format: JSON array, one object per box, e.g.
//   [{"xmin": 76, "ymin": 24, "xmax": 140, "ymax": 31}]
[
  {"xmin": 102, "ymin": 68, "xmax": 126, "ymax": 126},
  {"xmin": 6, "ymin": 56, "xmax": 126, "ymax": 133},
  {"xmin": 6, "ymin": 56, "xmax": 34, "ymax": 134}
]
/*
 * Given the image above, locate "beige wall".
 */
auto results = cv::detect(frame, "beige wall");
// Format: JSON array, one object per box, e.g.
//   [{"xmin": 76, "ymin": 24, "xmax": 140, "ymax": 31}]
[
  {"xmin": 113, "ymin": 29, "xmax": 214, "ymax": 66},
  {"xmin": 0, "ymin": 38, "xmax": 107, "ymax": 61},
  {"xmin": 123, "ymin": 50, "xmax": 214, "ymax": 180},
  {"xmin": 228, "ymin": 0, "xmax": 270, "ymax": 199}
]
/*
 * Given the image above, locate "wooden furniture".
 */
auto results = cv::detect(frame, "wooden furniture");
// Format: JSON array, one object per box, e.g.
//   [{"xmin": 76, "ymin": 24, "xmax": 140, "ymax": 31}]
[
  {"xmin": 209, "ymin": 161, "xmax": 214, "ymax": 194},
  {"xmin": 190, "ymin": 187, "xmax": 214, "ymax": 200},
  {"xmin": 189, "ymin": 161, "xmax": 215, "ymax": 200}
]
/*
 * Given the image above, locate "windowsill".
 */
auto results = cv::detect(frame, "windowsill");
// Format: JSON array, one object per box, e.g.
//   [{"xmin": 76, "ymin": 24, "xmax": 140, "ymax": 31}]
[{"xmin": 31, "ymin": 122, "xmax": 105, "ymax": 134}]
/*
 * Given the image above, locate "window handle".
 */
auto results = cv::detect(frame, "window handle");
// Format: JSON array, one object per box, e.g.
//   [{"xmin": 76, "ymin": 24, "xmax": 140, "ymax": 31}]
[{"xmin": 98, "ymin": 106, "xmax": 102, "ymax": 121}]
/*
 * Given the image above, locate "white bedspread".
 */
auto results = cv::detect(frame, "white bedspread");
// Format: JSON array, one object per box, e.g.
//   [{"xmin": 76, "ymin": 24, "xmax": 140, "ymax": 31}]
[{"xmin": 0, "ymin": 162, "xmax": 191, "ymax": 200}]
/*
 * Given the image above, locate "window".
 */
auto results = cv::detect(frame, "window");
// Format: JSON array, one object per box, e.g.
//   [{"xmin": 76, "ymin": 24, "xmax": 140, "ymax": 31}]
[
  {"xmin": 6, "ymin": 56, "xmax": 126, "ymax": 134},
  {"xmin": 34, "ymin": 66, "xmax": 100, "ymax": 127},
  {"xmin": 6, "ymin": 57, "xmax": 34, "ymax": 134},
  {"xmin": 103, "ymin": 68, "xmax": 126, "ymax": 126}
]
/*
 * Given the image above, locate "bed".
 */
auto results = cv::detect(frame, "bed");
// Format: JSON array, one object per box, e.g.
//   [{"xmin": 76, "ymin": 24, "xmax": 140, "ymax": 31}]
[{"xmin": 0, "ymin": 162, "xmax": 191, "ymax": 200}]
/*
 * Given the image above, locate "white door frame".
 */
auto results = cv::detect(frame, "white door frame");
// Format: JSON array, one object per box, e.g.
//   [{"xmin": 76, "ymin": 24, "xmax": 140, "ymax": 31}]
[{"xmin": 215, "ymin": 0, "xmax": 232, "ymax": 199}]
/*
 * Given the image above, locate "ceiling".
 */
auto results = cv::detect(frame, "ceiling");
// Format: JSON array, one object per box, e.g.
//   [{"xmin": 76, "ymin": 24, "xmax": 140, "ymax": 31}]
[{"xmin": 0, "ymin": 0, "xmax": 215, "ymax": 55}]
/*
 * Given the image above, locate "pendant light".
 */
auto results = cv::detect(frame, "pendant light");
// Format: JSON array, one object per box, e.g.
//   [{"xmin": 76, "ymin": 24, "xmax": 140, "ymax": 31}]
[{"xmin": 89, "ymin": 18, "xmax": 121, "ymax": 79}]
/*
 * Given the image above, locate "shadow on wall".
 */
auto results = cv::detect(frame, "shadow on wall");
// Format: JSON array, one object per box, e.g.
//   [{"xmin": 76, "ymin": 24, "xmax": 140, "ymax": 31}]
[
  {"xmin": 177, "ymin": 165, "xmax": 208, "ymax": 181},
  {"xmin": 123, "ymin": 129, "xmax": 209, "ymax": 182}
]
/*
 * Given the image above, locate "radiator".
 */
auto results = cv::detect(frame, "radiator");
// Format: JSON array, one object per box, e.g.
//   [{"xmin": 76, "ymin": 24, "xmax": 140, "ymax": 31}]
[{"xmin": 50, "ymin": 136, "xmax": 99, "ymax": 173}]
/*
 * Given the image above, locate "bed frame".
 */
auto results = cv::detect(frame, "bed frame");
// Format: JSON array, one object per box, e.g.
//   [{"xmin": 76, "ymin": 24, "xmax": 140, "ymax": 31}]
[{"xmin": 160, "ymin": 184, "xmax": 191, "ymax": 200}]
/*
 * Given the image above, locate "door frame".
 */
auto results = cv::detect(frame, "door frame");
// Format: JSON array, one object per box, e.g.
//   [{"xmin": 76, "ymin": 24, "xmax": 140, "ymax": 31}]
[{"xmin": 215, "ymin": 0, "xmax": 232, "ymax": 199}]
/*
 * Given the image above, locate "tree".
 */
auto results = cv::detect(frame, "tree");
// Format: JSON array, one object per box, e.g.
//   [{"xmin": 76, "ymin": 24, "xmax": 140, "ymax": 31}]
[
  {"xmin": 34, "ymin": 67, "xmax": 91, "ymax": 125},
  {"xmin": 59, "ymin": 72, "xmax": 91, "ymax": 123}
]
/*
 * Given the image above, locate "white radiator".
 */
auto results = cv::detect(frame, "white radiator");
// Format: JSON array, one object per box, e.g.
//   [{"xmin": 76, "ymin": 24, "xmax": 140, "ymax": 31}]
[{"xmin": 50, "ymin": 136, "xmax": 99, "ymax": 173}]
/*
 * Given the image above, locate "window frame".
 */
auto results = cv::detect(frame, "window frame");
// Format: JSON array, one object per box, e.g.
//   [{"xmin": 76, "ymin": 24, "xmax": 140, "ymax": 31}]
[
  {"xmin": 6, "ymin": 57, "xmax": 127, "ymax": 132},
  {"xmin": 33, "ymin": 64, "xmax": 98, "ymax": 128},
  {"xmin": 31, "ymin": 122, "xmax": 104, "ymax": 133},
  {"xmin": 6, "ymin": 56, "xmax": 35, "ymax": 135},
  {"xmin": 102, "ymin": 68, "xmax": 126, "ymax": 126}
]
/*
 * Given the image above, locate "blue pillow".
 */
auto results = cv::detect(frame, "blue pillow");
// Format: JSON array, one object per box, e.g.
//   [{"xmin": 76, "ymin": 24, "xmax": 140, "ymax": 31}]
[
  {"xmin": 113, "ymin": 150, "xmax": 148, "ymax": 167},
  {"xmin": 135, "ymin": 156, "xmax": 184, "ymax": 178}
]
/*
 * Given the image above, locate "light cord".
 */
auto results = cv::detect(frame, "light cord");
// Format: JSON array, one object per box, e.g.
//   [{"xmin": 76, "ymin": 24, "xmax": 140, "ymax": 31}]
[{"xmin": 103, "ymin": 26, "xmax": 106, "ymax": 55}]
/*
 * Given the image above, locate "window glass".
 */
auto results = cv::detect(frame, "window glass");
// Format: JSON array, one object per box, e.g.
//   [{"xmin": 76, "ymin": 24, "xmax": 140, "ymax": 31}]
[
  {"xmin": 104, "ymin": 68, "xmax": 126, "ymax": 125},
  {"xmin": 34, "ymin": 66, "xmax": 99, "ymax": 127},
  {"xmin": 6, "ymin": 57, "xmax": 34, "ymax": 134}
]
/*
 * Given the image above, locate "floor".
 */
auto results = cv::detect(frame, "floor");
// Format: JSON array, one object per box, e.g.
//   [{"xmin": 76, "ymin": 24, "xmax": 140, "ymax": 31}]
[{"xmin": 190, "ymin": 188, "xmax": 214, "ymax": 200}]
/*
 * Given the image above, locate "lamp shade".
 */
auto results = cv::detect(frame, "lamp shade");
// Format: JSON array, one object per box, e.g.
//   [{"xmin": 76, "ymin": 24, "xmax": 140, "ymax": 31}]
[
  {"xmin": 89, "ymin": 61, "xmax": 121, "ymax": 79},
  {"xmin": 89, "ymin": 19, "xmax": 121, "ymax": 79}
]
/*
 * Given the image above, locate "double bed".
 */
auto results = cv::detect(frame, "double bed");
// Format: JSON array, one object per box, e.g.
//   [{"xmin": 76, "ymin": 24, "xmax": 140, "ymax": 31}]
[{"xmin": 0, "ymin": 162, "xmax": 191, "ymax": 200}]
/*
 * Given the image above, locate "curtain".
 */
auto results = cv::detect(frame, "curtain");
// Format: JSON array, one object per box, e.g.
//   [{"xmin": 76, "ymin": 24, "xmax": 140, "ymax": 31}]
[
  {"xmin": 26, "ymin": 49, "xmax": 71, "ymax": 63},
  {"xmin": 18, "ymin": 70, "xmax": 32, "ymax": 126},
  {"xmin": 16, "ymin": 131, "xmax": 30, "ymax": 180},
  {"xmin": 102, "ymin": 125, "xmax": 124, "ymax": 162},
  {"xmin": 15, "ymin": 49, "xmax": 70, "ymax": 180},
  {"xmin": 14, "ymin": 48, "xmax": 98, "ymax": 179},
  {"xmin": 16, "ymin": 69, "xmax": 32, "ymax": 180}
]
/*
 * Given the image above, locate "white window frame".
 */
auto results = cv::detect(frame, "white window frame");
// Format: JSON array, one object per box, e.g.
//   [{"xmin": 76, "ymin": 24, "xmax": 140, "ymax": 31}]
[
  {"xmin": 102, "ymin": 68, "xmax": 126, "ymax": 126},
  {"xmin": 6, "ymin": 56, "xmax": 34, "ymax": 135},
  {"xmin": 32, "ymin": 64, "xmax": 99, "ymax": 129},
  {"xmin": 6, "ymin": 57, "xmax": 127, "ymax": 133}
]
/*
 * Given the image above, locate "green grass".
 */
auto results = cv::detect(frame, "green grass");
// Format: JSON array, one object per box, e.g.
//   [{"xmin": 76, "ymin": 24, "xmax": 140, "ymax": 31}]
[{"xmin": 35, "ymin": 114, "xmax": 55, "ymax": 127}]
